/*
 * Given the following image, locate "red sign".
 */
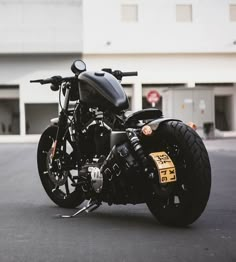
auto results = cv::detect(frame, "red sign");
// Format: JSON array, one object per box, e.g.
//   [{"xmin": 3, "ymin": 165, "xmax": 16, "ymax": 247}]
[{"xmin": 147, "ymin": 90, "xmax": 161, "ymax": 104}]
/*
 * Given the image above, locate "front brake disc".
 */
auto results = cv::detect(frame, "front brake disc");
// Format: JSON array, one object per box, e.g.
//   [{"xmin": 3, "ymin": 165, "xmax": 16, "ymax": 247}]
[{"xmin": 46, "ymin": 149, "xmax": 68, "ymax": 186}]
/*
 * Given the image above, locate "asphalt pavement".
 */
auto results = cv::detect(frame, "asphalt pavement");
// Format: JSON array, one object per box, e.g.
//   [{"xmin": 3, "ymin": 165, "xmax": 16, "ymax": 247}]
[
  {"xmin": 0, "ymin": 139, "xmax": 235, "ymax": 262},
  {"xmin": 203, "ymin": 138, "xmax": 236, "ymax": 152}
]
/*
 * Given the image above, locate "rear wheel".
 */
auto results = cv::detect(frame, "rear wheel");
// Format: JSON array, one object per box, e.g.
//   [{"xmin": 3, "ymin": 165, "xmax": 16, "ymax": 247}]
[
  {"xmin": 146, "ymin": 121, "xmax": 211, "ymax": 226},
  {"xmin": 37, "ymin": 125, "xmax": 85, "ymax": 208}
]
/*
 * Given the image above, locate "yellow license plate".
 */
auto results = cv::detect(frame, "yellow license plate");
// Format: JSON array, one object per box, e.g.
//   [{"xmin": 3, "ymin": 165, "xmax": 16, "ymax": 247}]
[{"xmin": 149, "ymin": 151, "xmax": 177, "ymax": 184}]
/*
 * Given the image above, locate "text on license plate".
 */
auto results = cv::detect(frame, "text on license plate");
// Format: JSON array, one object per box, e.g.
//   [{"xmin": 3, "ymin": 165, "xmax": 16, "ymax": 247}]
[{"xmin": 149, "ymin": 151, "xmax": 177, "ymax": 184}]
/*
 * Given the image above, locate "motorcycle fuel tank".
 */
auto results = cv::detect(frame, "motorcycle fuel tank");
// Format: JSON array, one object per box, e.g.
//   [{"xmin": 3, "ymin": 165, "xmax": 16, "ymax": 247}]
[{"xmin": 78, "ymin": 71, "xmax": 129, "ymax": 111}]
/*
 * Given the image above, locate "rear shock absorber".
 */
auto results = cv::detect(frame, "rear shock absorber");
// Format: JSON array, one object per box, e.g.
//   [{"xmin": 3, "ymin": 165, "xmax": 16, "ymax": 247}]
[{"xmin": 126, "ymin": 128, "xmax": 150, "ymax": 174}]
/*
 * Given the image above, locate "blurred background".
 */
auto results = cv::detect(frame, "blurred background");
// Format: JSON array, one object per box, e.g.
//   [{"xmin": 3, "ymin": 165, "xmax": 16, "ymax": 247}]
[{"xmin": 0, "ymin": 0, "xmax": 236, "ymax": 139}]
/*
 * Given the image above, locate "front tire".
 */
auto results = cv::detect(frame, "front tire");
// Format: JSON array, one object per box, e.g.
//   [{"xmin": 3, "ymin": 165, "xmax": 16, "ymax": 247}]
[
  {"xmin": 146, "ymin": 121, "xmax": 211, "ymax": 226},
  {"xmin": 37, "ymin": 125, "xmax": 84, "ymax": 208}
]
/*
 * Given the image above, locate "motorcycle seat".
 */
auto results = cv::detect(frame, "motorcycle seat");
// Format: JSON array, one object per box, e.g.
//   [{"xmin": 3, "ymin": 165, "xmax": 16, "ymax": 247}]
[{"xmin": 124, "ymin": 108, "xmax": 163, "ymax": 127}]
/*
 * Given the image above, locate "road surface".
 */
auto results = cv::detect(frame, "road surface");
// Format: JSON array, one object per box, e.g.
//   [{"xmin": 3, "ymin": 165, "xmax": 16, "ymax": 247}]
[{"xmin": 0, "ymin": 141, "xmax": 235, "ymax": 262}]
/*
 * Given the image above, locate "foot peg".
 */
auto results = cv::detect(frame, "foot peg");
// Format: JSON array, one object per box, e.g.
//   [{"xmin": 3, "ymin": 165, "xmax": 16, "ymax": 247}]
[{"xmin": 60, "ymin": 200, "xmax": 101, "ymax": 218}]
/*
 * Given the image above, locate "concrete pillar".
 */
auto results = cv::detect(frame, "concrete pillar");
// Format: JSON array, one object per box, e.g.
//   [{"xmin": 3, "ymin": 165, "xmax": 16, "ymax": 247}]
[
  {"xmin": 187, "ymin": 82, "xmax": 195, "ymax": 88},
  {"xmin": 20, "ymin": 98, "xmax": 26, "ymax": 136},
  {"xmin": 233, "ymin": 86, "xmax": 236, "ymax": 131},
  {"xmin": 131, "ymin": 78, "xmax": 142, "ymax": 111}
]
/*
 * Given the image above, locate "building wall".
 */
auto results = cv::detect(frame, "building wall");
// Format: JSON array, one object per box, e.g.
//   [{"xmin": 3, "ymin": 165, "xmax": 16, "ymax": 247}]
[
  {"xmin": 0, "ymin": 54, "xmax": 81, "ymax": 135},
  {"xmin": 0, "ymin": 52, "xmax": 235, "ymax": 135},
  {"xmin": 0, "ymin": 0, "xmax": 236, "ymax": 137},
  {"xmin": 0, "ymin": 0, "xmax": 83, "ymax": 53},
  {"xmin": 82, "ymin": 0, "xmax": 236, "ymax": 54},
  {"xmin": 82, "ymin": 0, "xmax": 236, "ymax": 131},
  {"xmin": 83, "ymin": 53, "xmax": 236, "ymax": 130},
  {"xmin": 83, "ymin": 53, "xmax": 236, "ymax": 84}
]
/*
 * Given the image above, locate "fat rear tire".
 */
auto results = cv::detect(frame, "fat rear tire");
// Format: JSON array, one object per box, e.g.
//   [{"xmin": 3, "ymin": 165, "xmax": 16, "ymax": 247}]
[{"xmin": 146, "ymin": 121, "xmax": 211, "ymax": 226}]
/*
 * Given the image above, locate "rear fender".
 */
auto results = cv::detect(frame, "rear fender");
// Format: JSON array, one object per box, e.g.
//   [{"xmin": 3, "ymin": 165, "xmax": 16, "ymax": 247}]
[
  {"xmin": 148, "ymin": 118, "xmax": 182, "ymax": 131},
  {"xmin": 124, "ymin": 108, "xmax": 163, "ymax": 127}
]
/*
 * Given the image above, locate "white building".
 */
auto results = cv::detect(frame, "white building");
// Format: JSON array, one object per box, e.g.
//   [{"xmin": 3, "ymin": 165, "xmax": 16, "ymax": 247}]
[{"xmin": 0, "ymin": 0, "xmax": 236, "ymax": 139}]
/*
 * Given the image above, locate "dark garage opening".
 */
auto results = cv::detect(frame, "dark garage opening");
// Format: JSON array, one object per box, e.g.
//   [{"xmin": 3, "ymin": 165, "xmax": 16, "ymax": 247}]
[
  {"xmin": 0, "ymin": 99, "xmax": 20, "ymax": 135},
  {"xmin": 25, "ymin": 103, "xmax": 58, "ymax": 134},
  {"xmin": 215, "ymin": 96, "xmax": 232, "ymax": 131}
]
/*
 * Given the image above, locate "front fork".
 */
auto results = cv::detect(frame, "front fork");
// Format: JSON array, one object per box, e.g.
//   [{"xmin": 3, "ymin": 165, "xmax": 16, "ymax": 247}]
[{"xmin": 51, "ymin": 83, "xmax": 71, "ymax": 160}]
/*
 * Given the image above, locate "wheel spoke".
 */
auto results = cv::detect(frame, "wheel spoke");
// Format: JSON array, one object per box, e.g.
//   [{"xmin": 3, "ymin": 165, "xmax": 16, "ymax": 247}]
[
  {"xmin": 68, "ymin": 173, "xmax": 76, "ymax": 183},
  {"xmin": 57, "ymin": 187, "xmax": 66, "ymax": 197},
  {"xmin": 65, "ymin": 180, "xmax": 70, "ymax": 196},
  {"xmin": 52, "ymin": 186, "xmax": 59, "ymax": 193}
]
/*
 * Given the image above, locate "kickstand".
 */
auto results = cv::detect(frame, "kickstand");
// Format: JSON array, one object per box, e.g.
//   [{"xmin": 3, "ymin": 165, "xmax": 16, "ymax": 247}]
[{"xmin": 59, "ymin": 200, "xmax": 101, "ymax": 218}]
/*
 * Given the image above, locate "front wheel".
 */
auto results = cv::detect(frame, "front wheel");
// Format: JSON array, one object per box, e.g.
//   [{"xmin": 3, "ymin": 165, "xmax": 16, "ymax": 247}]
[
  {"xmin": 145, "ymin": 121, "xmax": 211, "ymax": 226},
  {"xmin": 37, "ymin": 125, "xmax": 85, "ymax": 208}
]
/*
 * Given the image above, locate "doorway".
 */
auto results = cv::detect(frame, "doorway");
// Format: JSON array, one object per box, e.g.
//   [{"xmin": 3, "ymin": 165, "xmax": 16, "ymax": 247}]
[{"xmin": 215, "ymin": 96, "xmax": 232, "ymax": 131}]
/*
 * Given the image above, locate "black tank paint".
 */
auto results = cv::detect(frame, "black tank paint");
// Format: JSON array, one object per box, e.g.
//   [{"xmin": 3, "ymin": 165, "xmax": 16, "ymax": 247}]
[{"xmin": 79, "ymin": 71, "xmax": 129, "ymax": 111}]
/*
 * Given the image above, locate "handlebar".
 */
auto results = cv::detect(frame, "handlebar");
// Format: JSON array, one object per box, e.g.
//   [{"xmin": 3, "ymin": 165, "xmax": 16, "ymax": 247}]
[
  {"xmin": 121, "ymin": 71, "xmax": 138, "ymax": 77},
  {"xmin": 30, "ymin": 76, "xmax": 76, "ymax": 85},
  {"xmin": 102, "ymin": 69, "xmax": 138, "ymax": 80},
  {"xmin": 30, "ymin": 69, "xmax": 138, "ymax": 86},
  {"xmin": 30, "ymin": 75, "xmax": 77, "ymax": 92}
]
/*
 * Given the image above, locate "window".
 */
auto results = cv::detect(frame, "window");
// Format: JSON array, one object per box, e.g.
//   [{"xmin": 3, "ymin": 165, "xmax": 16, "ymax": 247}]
[
  {"xmin": 121, "ymin": 4, "xmax": 138, "ymax": 22},
  {"xmin": 0, "ymin": 99, "xmax": 19, "ymax": 135},
  {"xmin": 230, "ymin": 4, "xmax": 236, "ymax": 21},
  {"xmin": 176, "ymin": 4, "xmax": 192, "ymax": 22}
]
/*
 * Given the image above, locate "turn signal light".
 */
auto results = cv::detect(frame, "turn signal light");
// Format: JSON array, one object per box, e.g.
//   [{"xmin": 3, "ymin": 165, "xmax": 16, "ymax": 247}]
[
  {"xmin": 142, "ymin": 125, "xmax": 153, "ymax": 136},
  {"xmin": 187, "ymin": 122, "xmax": 197, "ymax": 130}
]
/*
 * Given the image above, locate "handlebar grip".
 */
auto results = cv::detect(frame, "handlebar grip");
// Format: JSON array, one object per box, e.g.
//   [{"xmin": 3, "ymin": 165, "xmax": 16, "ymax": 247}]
[
  {"xmin": 30, "ymin": 76, "xmax": 62, "ymax": 85},
  {"xmin": 30, "ymin": 78, "xmax": 52, "ymax": 84},
  {"xmin": 122, "ymin": 71, "xmax": 138, "ymax": 77},
  {"xmin": 30, "ymin": 79, "xmax": 44, "ymax": 83},
  {"xmin": 41, "ymin": 78, "xmax": 54, "ymax": 84}
]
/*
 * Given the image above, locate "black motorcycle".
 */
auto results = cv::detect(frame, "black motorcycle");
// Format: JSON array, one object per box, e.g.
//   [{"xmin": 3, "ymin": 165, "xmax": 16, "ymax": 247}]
[{"xmin": 31, "ymin": 60, "xmax": 211, "ymax": 226}]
